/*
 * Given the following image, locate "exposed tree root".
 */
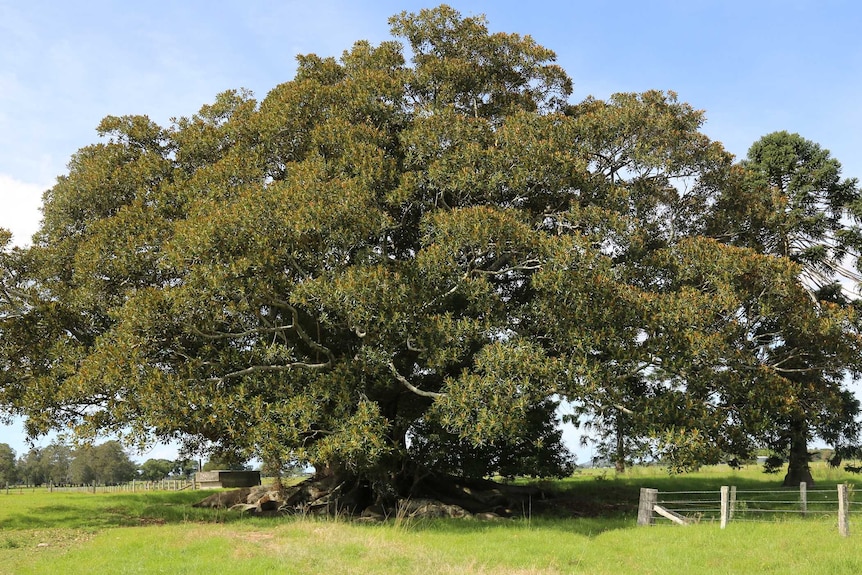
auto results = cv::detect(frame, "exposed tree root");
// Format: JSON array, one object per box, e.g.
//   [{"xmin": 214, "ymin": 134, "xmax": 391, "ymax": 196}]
[{"xmin": 193, "ymin": 467, "xmax": 578, "ymax": 520}]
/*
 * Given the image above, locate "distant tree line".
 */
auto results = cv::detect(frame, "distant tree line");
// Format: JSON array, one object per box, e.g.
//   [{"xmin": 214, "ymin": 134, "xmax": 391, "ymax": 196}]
[{"xmin": 0, "ymin": 441, "xmax": 199, "ymax": 486}]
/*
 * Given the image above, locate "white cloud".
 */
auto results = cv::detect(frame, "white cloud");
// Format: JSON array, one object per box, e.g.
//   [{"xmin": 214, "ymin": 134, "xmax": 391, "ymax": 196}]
[{"xmin": 0, "ymin": 174, "xmax": 46, "ymax": 247}]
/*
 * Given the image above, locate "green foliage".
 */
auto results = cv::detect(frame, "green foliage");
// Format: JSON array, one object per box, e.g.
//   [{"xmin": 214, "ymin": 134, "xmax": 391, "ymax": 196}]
[
  {"xmin": 0, "ymin": 4, "xmax": 860, "ymax": 492},
  {"xmin": 171, "ymin": 458, "xmax": 200, "ymax": 479},
  {"xmin": 200, "ymin": 453, "xmax": 249, "ymax": 472},
  {"xmin": 410, "ymin": 397, "xmax": 576, "ymax": 479},
  {"xmin": 70, "ymin": 441, "xmax": 137, "ymax": 485},
  {"xmin": 0, "ymin": 443, "xmax": 16, "ymax": 486},
  {"xmin": 705, "ymin": 131, "xmax": 862, "ymax": 484},
  {"xmin": 138, "ymin": 458, "xmax": 175, "ymax": 481},
  {"xmin": 40, "ymin": 442, "xmax": 73, "ymax": 485},
  {"xmin": 16, "ymin": 448, "xmax": 45, "ymax": 486},
  {"xmin": 13, "ymin": 442, "xmax": 142, "ymax": 487},
  {"xmin": 0, "ymin": 5, "xmax": 586, "ymax": 482}
]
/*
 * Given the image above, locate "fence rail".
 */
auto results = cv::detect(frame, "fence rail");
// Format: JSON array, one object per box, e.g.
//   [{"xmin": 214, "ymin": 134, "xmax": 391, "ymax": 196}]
[
  {"xmin": 638, "ymin": 482, "xmax": 858, "ymax": 536},
  {"xmin": 4, "ymin": 479, "xmax": 196, "ymax": 494}
]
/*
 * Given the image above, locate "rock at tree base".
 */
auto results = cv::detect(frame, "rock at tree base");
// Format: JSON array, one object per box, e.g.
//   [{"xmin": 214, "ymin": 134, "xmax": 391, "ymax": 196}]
[
  {"xmin": 192, "ymin": 488, "xmax": 252, "ymax": 508},
  {"xmin": 193, "ymin": 485, "xmax": 282, "ymax": 514},
  {"xmin": 396, "ymin": 498, "xmax": 471, "ymax": 519}
]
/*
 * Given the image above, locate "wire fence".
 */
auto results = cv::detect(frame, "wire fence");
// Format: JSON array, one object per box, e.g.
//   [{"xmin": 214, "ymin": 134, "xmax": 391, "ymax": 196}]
[
  {"xmin": 3, "ymin": 479, "xmax": 196, "ymax": 494},
  {"xmin": 638, "ymin": 483, "xmax": 860, "ymax": 536}
]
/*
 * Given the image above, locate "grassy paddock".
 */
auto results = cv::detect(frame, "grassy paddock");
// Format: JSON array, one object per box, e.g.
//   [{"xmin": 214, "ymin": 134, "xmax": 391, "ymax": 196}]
[{"xmin": 1, "ymin": 464, "xmax": 861, "ymax": 574}]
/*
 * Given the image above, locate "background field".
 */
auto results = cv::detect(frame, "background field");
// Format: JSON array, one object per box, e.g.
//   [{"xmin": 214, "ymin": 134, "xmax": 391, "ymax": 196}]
[{"xmin": 2, "ymin": 464, "xmax": 862, "ymax": 574}]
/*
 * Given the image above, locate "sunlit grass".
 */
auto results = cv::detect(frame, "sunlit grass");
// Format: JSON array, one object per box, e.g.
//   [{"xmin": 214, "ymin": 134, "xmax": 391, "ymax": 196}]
[
  {"xmin": 4, "ymin": 516, "xmax": 861, "ymax": 574},
  {"xmin": 1, "ymin": 464, "xmax": 861, "ymax": 574},
  {"xmin": 0, "ymin": 489, "xmax": 227, "ymax": 530}
]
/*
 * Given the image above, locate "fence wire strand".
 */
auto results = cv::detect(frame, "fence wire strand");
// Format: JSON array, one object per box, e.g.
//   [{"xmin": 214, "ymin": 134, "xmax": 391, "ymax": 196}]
[{"xmin": 647, "ymin": 483, "xmax": 857, "ymax": 527}]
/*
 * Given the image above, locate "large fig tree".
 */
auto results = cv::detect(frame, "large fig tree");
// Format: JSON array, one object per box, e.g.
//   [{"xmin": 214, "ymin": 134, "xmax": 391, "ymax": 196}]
[
  {"xmin": 1, "ymin": 6, "xmax": 860, "ymax": 513},
  {"xmin": 0, "ymin": 6, "xmax": 579, "ymax": 511}
]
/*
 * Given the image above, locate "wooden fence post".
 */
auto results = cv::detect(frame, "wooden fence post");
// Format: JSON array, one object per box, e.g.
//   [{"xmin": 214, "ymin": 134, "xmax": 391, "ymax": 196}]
[
  {"xmin": 838, "ymin": 483, "xmax": 849, "ymax": 537},
  {"xmin": 637, "ymin": 488, "xmax": 658, "ymax": 526},
  {"xmin": 730, "ymin": 486, "xmax": 737, "ymax": 520},
  {"xmin": 799, "ymin": 481, "xmax": 807, "ymax": 516},
  {"xmin": 720, "ymin": 486, "xmax": 730, "ymax": 529}
]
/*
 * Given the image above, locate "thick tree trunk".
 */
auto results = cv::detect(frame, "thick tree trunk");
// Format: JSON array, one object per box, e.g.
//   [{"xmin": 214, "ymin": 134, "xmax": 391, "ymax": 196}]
[
  {"xmin": 301, "ymin": 463, "xmax": 374, "ymax": 514},
  {"xmin": 783, "ymin": 418, "xmax": 814, "ymax": 487}
]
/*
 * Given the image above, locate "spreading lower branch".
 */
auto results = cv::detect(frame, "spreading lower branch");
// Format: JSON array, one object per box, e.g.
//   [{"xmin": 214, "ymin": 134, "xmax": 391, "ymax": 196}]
[
  {"xmin": 268, "ymin": 297, "xmax": 335, "ymax": 365},
  {"xmin": 387, "ymin": 361, "xmax": 445, "ymax": 399},
  {"xmin": 191, "ymin": 325, "xmax": 295, "ymax": 340},
  {"xmin": 211, "ymin": 361, "xmax": 331, "ymax": 383}
]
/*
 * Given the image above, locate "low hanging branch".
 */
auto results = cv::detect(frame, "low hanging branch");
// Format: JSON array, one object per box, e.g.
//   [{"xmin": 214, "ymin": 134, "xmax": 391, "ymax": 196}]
[{"xmin": 387, "ymin": 361, "xmax": 445, "ymax": 399}]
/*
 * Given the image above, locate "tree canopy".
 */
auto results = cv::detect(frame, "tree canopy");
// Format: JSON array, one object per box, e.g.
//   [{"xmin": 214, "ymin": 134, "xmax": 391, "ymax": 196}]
[
  {"xmin": 70, "ymin": 441, "xmax": 137, "ymax": 485},
  {"xmin": 1, "ymin": 5, "xmax": 860, "ymax": 510},
  {"xmin": 138, "ymin": 458, "xmax": 175, "ymax": 481}
]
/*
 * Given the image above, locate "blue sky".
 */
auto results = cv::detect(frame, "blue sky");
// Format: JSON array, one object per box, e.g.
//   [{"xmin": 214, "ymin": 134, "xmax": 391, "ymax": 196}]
[{"xmin": 1, "ymin": 0, "xmax": 861, "ymax": 462}]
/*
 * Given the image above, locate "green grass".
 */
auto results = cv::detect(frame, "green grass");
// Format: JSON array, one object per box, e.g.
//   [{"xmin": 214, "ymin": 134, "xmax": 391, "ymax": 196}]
[
  {"xmin": 1, "ymin": 464, "xmax": 862, "ymax": 574},
  {"xmin": 0, "ymin": 489, "xmax": 229, "ymax": 530}
]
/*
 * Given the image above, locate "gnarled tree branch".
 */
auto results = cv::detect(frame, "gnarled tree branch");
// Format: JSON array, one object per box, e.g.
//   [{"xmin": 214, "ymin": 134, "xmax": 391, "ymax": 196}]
[{"xmin": 387, "ymin": 361, "xmax": 445, "ymax": 399}]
